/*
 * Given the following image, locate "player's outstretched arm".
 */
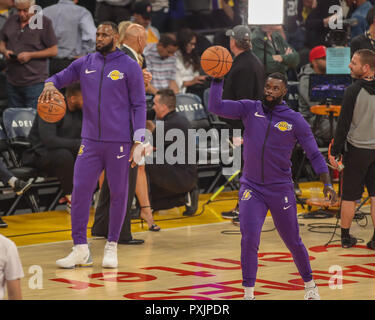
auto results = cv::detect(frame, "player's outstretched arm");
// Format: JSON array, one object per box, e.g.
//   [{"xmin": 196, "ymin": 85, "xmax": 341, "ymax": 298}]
[{"xmin": 207, "ymin": 79, "xmax": 253, "ymax": 120}]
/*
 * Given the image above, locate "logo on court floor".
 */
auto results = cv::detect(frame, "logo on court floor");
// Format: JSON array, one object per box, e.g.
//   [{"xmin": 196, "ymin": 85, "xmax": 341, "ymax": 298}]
[
  {"xmin": 241, "ymin": 189, "xmax": 252, "ymax": 201},
  {"xmin": 274, "ymin": 121, "xmax": 292, "ymax": 132},
  {"xmin": 78, "ymin": 145, "xmax": 85, "ymax": 156}
]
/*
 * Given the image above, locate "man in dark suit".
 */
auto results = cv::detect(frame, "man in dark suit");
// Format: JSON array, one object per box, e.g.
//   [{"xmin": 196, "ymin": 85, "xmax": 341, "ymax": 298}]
[
  {"xmin": 91, "ymin": 23, "xmax": 152, "ymax": 244},
  {"xmin": 220, "ymin": 25, "xmax": 265, "ymax": 221}
]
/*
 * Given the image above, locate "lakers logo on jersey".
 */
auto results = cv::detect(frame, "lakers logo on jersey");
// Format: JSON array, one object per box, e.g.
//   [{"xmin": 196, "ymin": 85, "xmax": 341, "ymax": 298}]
[
  {"xmin": 274, "ymin": 121, "xmax": 292, "ymax": 132},
  {"xmin": 107, "ymin": 70, "xmax": 124, "ymax": 81},
  {"xmin": 78, "ymin": 145, "xmax": 85, "ymax": 156},
  {"xmin": 241, "ymin": 189, "xmax": 252, "ymax": 201}
]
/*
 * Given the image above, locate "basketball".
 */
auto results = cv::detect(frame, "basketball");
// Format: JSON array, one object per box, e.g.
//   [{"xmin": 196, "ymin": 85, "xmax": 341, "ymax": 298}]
[
  {"xmin": 200, "ymin": 46, "xmax": 233, "ymax": 78},
  {"xmin": 37, "ymin": 92, "xmax": 66, "ymax": 123}
]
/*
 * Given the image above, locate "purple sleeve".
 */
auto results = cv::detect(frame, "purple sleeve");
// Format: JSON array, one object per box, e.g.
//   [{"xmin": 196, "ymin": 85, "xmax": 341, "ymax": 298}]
[
  {"xmin": 208, "ymin": 80, "xmax": 256, "ymax": 120},
  {"xmin": 45, "ymin": 57, "xmax": 83, "ymax": 89},
  {"xmin": 127, "ymin": 61, "xmax": 146, "ymax": 142},
  {"xmin": 294, "ymin": 113, "xmax": 328, "ymax": 175}
]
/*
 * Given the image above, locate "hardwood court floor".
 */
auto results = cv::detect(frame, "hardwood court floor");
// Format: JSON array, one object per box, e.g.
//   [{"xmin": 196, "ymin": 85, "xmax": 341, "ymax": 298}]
[{"xmin": 2, "ymin": 182, "xmax": 375, "ymax": 300}]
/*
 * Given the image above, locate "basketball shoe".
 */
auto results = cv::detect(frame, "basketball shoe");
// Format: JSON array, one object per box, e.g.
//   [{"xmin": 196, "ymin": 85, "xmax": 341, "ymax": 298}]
[
  {"xmin": 304, "ymin": 285, "xmax": 320, "ymax": 300},
  {"xmin": 56, "ymin": 244, "xmax": 93, "ymax": 268},
  {"xmin": 102, "ymin": 241, "xmax": 118, "ymax": 268}
]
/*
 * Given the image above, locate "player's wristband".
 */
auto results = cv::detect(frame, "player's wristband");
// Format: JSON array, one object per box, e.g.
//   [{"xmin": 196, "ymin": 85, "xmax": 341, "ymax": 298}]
[{"xmin": 45, "ymin": 82, "xmax": 55, "ymax": 86}]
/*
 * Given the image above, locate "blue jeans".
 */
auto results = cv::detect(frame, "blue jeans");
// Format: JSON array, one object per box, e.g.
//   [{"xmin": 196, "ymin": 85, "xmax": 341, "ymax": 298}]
[{"xmin": 6, "ymin": 82, "xmax": 44, "ymax": 109}]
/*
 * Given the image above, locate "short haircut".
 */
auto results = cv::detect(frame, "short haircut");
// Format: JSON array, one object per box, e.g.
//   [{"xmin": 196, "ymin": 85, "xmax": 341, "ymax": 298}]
[
  {"xmin": 66, "ymin": 82, "xmax": 81, "ymax": 98},
  {"xmin": 267, "ymin": 72, "xmax": 288, "ymax": 86},
  {"xmin": 15, "ymin": 0, "xmax": 35, "ymax": 6},
  {"xmin": 98, "ymin": 21, "xmax": 119, "ymax": 34},
  {"xmin": 355, "ymin": 49, "xmax": 375, "ymax": 70},
  {"xmin": 156, "ymin": 89, "xmax": 176, "ymax": 110},
  {"xmin": 366, "ymin": 6, "xmax": 375, "ymax": 26},
  {"xmin": 159, "ymin": 33, "xmax": 177, "ymax": 48}
]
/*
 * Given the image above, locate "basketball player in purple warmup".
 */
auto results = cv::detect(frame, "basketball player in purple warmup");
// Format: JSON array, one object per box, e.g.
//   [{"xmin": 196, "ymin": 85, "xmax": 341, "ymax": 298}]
[
  {"xmin": 208, "ymin": 72, "xmax": 337, "ymax": 300},
  {"xmin": 38, "ymin": 22, "xmax": 146, "ymax": 269}
]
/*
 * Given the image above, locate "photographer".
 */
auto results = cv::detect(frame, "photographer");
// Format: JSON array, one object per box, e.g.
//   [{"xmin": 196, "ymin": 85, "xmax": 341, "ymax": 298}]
[
  {"xmin": 298, "ymin": 45, "xmax": 334, "ymax": 146},
  {"xmin": 331, "ymin": 49, "xmax": 375, "ymax": 249}
]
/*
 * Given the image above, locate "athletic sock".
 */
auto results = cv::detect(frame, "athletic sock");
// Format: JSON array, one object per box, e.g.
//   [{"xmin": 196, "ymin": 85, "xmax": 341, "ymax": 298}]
[
  {"xmin": 341, "ymin": 227, "xmax": 350, "ymax": 239},
  {"xmin": 244, "ymin": 287, "xmax": 254, "ymax": 299},
  {"xmin": 372, "ymin": 229, "xmax": 375, "ymax": 241},
  {"xmin": 304, "ymin": 279, "xmax": 316, "ymax": 289},
  {"xmin": 7, "ymin": 177, "xmax": 17, "ymax": 188}
]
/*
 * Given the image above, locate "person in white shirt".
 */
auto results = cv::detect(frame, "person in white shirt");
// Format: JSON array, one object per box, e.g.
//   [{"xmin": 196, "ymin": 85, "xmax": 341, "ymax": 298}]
[
  {"xmin": 0, "ymin": 234, "xmax": 24, "ymax": 300},
  {"xmin": 175, "ymin": 28, "xmax": 208, "ymax": 98}
]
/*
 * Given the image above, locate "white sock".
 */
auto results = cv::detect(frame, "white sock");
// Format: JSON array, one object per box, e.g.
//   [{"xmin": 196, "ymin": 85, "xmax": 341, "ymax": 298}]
[
  {"xmin": 305, "ymin": 280, "xmax": 316, "ymax": 288},
  {"xmin": 244, "ymin": 286, "xmax": 255, "ymax": 298},
  {"xmin": 75, "ymin": 244, "xmax": 89, "ymax": 251},
  {"xmin": 8, "ymin": 177, "xmax": 17, "ymax": 188}
]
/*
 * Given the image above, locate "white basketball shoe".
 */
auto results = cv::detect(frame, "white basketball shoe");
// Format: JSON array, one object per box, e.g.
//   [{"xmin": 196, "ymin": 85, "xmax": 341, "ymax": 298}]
[
  {"xmin": 304, "ymin": 285, "xmax": 321, "ymax": 300},
  {"xmin": 102, "ymin": 241, "xmax": 118, "ymax": 268},
  {"xmin": 56, "ymin": 244, "xmax": 93, "ymax": 268}
]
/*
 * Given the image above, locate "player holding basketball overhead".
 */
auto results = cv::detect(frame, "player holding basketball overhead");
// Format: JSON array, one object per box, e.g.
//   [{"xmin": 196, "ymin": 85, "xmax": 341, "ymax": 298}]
[
  {"xmin": 38, "ymin": 22, "xmax": 146, "ymax": 269},
  {"xmin": 208, "ymin": 72, "xmax": 337, "ymax": 300}
]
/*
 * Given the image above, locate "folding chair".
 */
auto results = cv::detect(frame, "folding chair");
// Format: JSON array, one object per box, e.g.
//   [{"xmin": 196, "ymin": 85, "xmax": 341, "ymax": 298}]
[{"xmin": 175, "ymin": 93, "xmax": 238, "ymax": 193}]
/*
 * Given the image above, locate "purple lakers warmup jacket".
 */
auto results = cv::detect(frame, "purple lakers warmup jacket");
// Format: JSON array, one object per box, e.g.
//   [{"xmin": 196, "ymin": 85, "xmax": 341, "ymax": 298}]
[
  {"xmin": 208, "ymin": 80, "xmax": 328, "ymax": 185},
  {"xmin": 46, "ymin": 48, "xmax": 146, "ymax": 143}
]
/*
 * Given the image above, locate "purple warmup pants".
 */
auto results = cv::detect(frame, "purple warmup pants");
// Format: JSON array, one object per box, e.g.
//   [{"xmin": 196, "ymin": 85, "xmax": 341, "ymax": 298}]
[
  {"xmin": 239, "ymin": 178, "xmax": 313, "ymax": 287},
  {"xmin": 71, "ymin": 138, "xmax": 131, "ymax": 244}
]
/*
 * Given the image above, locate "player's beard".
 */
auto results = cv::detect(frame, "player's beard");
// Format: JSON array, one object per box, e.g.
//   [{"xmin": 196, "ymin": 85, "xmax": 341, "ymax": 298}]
[
  {"xmin": 96, "ymin": 39, "xmax": 114, "ymax": 55},
  {"xmin": 262, "ymin": 93, "xmax": 283, "ymax": 110}
]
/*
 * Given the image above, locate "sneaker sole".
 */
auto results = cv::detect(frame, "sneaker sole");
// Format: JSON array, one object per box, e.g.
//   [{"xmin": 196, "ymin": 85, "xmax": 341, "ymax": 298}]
[
  {"xmin": 16, "ymin": 181, "xmax": 32, "ymax": 195},
  {"xmin": 57, "ymin": 262, "xmax": 94, "ymax": 269}
]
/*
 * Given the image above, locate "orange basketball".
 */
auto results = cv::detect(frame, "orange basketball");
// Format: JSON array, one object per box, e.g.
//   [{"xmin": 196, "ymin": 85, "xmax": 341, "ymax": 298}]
[
  {"xmin": 37, "ymin": 92, "xmax": 66, "ymax": 123},
  {"xmin": 200, "ymin": 45, "xmax": 233, "ymax": 78}
]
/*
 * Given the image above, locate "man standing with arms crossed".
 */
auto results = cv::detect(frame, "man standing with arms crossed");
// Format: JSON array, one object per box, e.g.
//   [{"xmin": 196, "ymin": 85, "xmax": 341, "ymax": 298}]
[
  {"xmin": 208, "ymin": 72, "xmax": 337, "ymax": 300},
  {"xmin": 39, "ymin": 21, "xmax": 146, "ymax": 269}
]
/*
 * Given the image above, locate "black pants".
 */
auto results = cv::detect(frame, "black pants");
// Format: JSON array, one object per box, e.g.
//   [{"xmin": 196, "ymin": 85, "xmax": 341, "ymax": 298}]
[
  {"xmin": 36, "ymin": 149, "xmax": 76, "ymax": 196},
  {"xmin": 49, "ymin": 58, "xmax": 75, "ymax": 77},
  {"xmin": 146, "ymin": 164, "xmax": 197, "ymax": 211},
  {"xmin": 0, "ymin": 159, "xmax": 12, "ymax": 185},
  {"xmin": 91, "ymin": 165, "xmax": 138, "ymax": 241},
  {"xmin": 95, "ymin": 2, "xmax": 132, "ymax": 25}
]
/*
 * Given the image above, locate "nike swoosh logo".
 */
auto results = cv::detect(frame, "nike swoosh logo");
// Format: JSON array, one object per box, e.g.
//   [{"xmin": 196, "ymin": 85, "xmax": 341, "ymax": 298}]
[
  {"xmin": 254, "ymin": 112, "xmax": 265, "ymax": 118},
  {"xmin": 85, "ymin": 69, "xmax": 96, "ymax": 74},
  {"xmin": 117, "ymin": 155, "xmax": 126, "ymax": 159},
  {"xmin": 283, "ymin": 205, "xmax": 292, "ymax": 210}
]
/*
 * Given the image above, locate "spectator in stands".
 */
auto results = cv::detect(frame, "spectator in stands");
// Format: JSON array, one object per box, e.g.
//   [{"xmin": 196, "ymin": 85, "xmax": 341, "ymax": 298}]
[
  {"xmin": 43, "ymin": 0, "xmax": 96, "ymax": 76},
  {"xmin": 132, "ymin": 0, "xmax": 160, "ymax": 44},
  {"xmin": 95, "ymin": 0, "xmax": 134, "ymax": 25},
  {"xmin": 27, "ymin": 82, "xmax": 83, "ymax": 213},
  {"xmin": 150, "ymin": 0, "xmax": 169, "ymax": 33},
  {"xmin": 284, "ymin": 0, "xmax": 306, "ymax": 51},
  {"xmin": 351, "ymin": 5, "xmax": 375, "ymax": 55},
  {"xmin": 298, "ymin": 45, "xmax": 333, "ymax": 147},
  {"xmin": 298, "ymin": 0, "xmax": 317, "ymax": 24},
  {"xmin": 346, "ymin": 0, "xmax": 373, "ymax": 39},
  {"xmin": 251, "ymin": 25, "xmax": 300, "ymax": 77},
  {"xmin": 92, "ymin": 23, "xmax": 156, "ymax": 243},
  {"xmin": 0, "ymin": 234, "xmax": 24, "ymax": 299},
  {"xmin": 0, "ymin": 0, "xmax": 57, "ymax": 109},
  {"xmin": 220, "ymin": 25, "xmax": 265, "ymax": 222},
  {"xmin": 144, "ymin": 33, "xmax": 179, "ymax": 95},
  {"xmin": 305, "ymin": 0, "xmax": 341, "ymax": 48},
  {"xmin": 175, "ymin": 28, "xmax": 208, "ymax": 99},
  {"xmin": 144, "ymin": 89, "xmax": 198, "ymax": 216},
  {"xmin": 0, "ymin": 0, "xmax": 15, "ymax": 30}
]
